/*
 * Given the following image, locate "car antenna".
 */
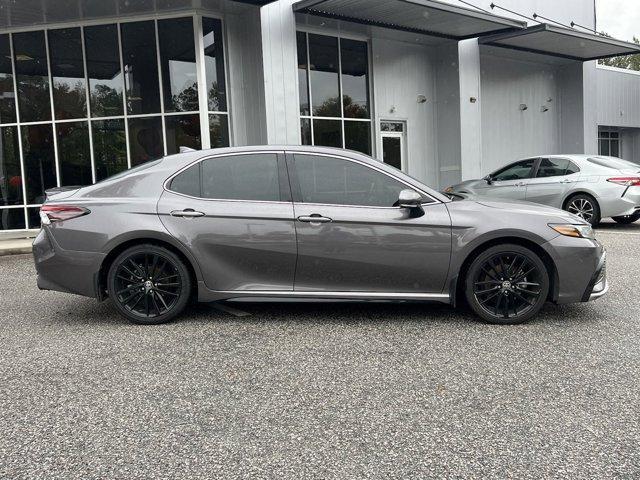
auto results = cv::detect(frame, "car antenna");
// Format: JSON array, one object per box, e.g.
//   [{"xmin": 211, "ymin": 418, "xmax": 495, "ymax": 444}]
[{"xmin": 179, "ymin": 146, "xmax": 197, "ymax": 153}]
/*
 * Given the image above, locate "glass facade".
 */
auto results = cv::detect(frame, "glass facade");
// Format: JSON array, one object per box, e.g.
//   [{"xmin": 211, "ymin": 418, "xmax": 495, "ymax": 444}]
[
  {"xmin": 296, "ymin": 31, "xmax": 372, "ymax": 156},
  {"xmin": 0, "ymin": 15, "xmax": 230, "ymax": 230}
]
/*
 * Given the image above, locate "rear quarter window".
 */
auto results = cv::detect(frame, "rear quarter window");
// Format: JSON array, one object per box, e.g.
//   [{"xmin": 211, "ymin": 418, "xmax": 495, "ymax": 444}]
[{"xmin": 170, "ymin": 164, "xmax": 201, "ymax": 197}]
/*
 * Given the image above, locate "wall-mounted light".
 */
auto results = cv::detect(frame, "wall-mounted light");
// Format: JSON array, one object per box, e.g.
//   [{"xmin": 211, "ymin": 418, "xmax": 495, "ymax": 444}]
[
  {"xmin": 390, "ymin": 106, "xmax": 397, "ymax": 114},
  {"xmin": 541, "ymin": 106, "xmax": 549, "ymax": 112},
  {"xmin": 417, "ymin": 95, "xmax": 427, "ymax": 104},
  {"xmin": 470, "ymin": 97, "xmax": 477, "ymax": 103},
  {"xmin": 519, "ymin": 103, "xmax": 528, "ymax": 111}
]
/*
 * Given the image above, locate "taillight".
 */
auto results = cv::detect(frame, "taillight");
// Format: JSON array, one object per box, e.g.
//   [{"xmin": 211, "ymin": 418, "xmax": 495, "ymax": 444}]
[
  {"xmin": 39, "ymin": 205, "xmax": 90, "ymax": 225},
  {"xmin": 606, "ymin": 177, "xmax": 640, "ymax": 186}
]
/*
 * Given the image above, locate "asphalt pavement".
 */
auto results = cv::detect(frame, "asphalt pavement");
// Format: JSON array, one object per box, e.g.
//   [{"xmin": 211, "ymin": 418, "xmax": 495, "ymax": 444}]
[{"xmin": 0, "ymin": 223, "xmax": 639, "ymax": 479}]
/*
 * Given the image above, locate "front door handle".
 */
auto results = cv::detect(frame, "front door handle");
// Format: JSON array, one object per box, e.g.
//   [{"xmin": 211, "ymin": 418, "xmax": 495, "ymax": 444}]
[
  {"xmin": 171, "ymin": 209, "xmax": 205, "ymax": 218},
  {"xmin": 559, "ymin": 178, "xmax": 573, "ymax": 184},
  {"xmin": 514, "ymin": 182, "xmax": 526, "ymax": 187},
  {"xmin": 298, "ymin": 214, "xmax": 332, "ymax": 224}
]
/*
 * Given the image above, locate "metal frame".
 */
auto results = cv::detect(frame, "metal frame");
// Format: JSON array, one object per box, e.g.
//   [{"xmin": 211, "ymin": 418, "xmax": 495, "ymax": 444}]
[
  {"xmin": 0, "ymin": 10, "xmax": 232, "ymax": 232},
  {"xmin": 597, "ymin": 127, "xmax": 621, "ymax": 157},
  {"xmin": 292, "ymin": 0, "xmax": 525, "ymax": 41},
  {"xmin": 479, "ymin": 23, "xmax": 640, "ymax": 62},
  {"xmin": 380, "ymin": 125, "xmax": 407, "ymax": 172}
]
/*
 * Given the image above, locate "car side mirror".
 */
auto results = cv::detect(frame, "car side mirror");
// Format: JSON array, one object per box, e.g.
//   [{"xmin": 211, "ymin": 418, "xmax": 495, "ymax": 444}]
[
  {"xmin": 483, "ymin": 174, "xmax": 493, "ymax": 185},
  {"xmin": 398, "ymin": 189, "xmax": 422, "ymax": 209}
]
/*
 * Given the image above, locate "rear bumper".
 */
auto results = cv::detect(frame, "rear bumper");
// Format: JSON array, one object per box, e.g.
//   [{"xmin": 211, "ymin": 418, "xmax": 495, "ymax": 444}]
[
  {"xmin": 542, "ymin": 235, "xmax": 607, "ymax": 304},
  {"xmin": 599, "ymin": 189, "xmax": 640, "ymax": 218},
  {"xmin": 33, "ymin": 227, "xmax": 105, "ymax": 298}
]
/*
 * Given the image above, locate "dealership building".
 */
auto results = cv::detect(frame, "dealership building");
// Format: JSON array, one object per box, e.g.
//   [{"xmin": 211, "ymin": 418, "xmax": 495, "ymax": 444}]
[{"xmin": 0, "ymin": 0, "xmax": 639, "ymax": 232}]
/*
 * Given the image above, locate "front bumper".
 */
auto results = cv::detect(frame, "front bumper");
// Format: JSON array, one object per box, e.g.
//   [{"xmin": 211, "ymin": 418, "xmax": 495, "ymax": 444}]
[
  {"xmin": 33, "ymin": 227, "xmax": 105, "ymax": 298},
  {"xmin": 584, "ymin": 251, "xmax": 608, "ymax": 301}
]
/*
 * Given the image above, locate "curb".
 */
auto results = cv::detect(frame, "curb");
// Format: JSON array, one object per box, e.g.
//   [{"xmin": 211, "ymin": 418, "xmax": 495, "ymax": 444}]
[
  {"xmin": 0, "ymin": 240, "xmax": 34, "ymax": 257},
  {"xmin": 0, "ymin": 247, "xmax": 32, "ymax": 256}
]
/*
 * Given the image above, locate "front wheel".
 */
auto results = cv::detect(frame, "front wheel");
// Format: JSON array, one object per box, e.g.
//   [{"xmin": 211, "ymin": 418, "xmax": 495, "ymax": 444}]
[
  {"xmin": 465, "ymin": 244, "xmax": 550, "ymax": 325},
  {"xmin": 107, "ymin": 244, "xmax": 191, "ymax": 324},
  {"xmin": 612, "ymin": 212, "xmax": 640, "ymax": 224}
]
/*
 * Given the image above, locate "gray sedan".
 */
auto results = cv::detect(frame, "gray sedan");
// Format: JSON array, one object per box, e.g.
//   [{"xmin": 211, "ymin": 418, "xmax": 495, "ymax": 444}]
[
  {"xmin": 445, "ymin": 155, "xmax": 640, "ymax": 226},
  {"xmin": 33, "ymin": 146, "xmax": 606, "ymax": 325}
]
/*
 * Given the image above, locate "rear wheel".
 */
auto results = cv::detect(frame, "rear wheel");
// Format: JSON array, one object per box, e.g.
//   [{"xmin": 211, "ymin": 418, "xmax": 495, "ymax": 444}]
[
  {"xmin": 464, "ymin": 244, "xmax": 549, "ymax": 325},
  {"xmin": 564, "ymin": 194, "xmax": 601, "ymax": 227},
  {"xmin": 612, "ymin": 212, "xmax": 640, "ymax": 224},
  {"xmin": 107, "ymin": 244, "xmax": 191, "ymax": 325}
]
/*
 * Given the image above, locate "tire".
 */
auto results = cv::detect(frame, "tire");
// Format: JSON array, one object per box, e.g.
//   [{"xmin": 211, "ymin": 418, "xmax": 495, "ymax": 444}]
[
  {"xmin": 107, "ymin": 244, "xmax": 191, "ymax": 325},
  {"xmin": 464, "ymin": 244, "xmax": 550, "ymax": 325},
  {"xmin": 564, "ymin": 193, "xmax": 601, "ymax": 227},
  {"xmin": 612, "ymin": 212, "xmax": 640, "ymax": 224}
]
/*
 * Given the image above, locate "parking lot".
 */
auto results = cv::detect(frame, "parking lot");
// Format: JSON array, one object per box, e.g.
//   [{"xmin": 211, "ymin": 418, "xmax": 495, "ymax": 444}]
[{"xmin": 1, "ymin": 222, "xmax": 639, "ymax": 479}]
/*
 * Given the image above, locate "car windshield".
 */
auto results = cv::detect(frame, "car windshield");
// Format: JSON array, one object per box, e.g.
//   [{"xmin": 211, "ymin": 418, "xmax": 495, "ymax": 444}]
[
  {"xmin": 95, "ymin": 159, "xmax": 163, "ymax": 184},
  {"xmin": 588, "ymin": 156, "xmax": 640, "ymax": 170}
]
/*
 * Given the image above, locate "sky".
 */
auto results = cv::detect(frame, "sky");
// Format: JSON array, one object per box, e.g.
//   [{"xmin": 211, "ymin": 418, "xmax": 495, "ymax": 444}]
[{"xmin": 596, "ymin": 0, "xmax": 640, "ymax": 41}]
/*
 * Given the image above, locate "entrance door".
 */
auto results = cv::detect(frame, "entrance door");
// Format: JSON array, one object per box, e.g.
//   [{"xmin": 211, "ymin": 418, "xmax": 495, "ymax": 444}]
[{"xmin": 380, "ymin": 121, "xmax": 406, "ymax": 171}]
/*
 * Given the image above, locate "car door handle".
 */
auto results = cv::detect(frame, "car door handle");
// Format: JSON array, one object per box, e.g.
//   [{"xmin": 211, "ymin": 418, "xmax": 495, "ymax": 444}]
[
  {"xmin": 170, "ymin": 209, "xmax": 205, "ymax": 218},
  {"xmin": 297, "ymin": 215, "xmax": 332, "ymax": 224},
  {"xmin": 559, "ymin": 179, "xmax": 573, "ymax": 184},
  {"xmin": 514, "ymin": 182, "xmax": 526, "ymax": 187}
]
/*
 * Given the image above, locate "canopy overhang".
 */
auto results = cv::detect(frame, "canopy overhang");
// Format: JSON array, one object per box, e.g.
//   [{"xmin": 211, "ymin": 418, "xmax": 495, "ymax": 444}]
[
  {"xmin": 293, "ymin": 0, "xmax": 526, "ymax": 40},
  {"xmin": 479, "ymin": 23, "xmax": 640, "ymax": 61}
]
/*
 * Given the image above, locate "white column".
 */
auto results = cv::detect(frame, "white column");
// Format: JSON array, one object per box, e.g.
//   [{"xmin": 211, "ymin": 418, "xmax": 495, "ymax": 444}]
[{"xmin": 458, "ymin": 38, "xmax": 483, "ymax": 180}]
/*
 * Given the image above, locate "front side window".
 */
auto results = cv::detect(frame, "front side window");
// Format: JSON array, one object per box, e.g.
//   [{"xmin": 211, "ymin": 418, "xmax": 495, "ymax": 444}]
[
  {"xmin": 297, "ymin": 32, "xmax": 371, "ymax": 155},
  {"xmin": 536, "ymin": 158, "xmax": 570, "ymax": 178},
  {"xmin": 492, "ymin": 159, "xmax": 536, "ymax": 182},
  {"xmin": 294, "ymin": 154, "xmax": 405, "ymax": 207}
]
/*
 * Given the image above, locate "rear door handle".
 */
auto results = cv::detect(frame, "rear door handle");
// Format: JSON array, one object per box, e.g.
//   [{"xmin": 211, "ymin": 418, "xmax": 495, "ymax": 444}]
[
  {"xmin": 171, "ymin": 209, "xmax": 205, "ymax": 218},
  {"xmin": 297, "ymin": 214, "xmax": 332, "ymax": 224},
  {"xmin": 560, "ymin": 179, "xmax": 573, "ymax": 184},
  {"xmin": 514, "ymin": 182, "xmax": 526, "ymax": 187}
]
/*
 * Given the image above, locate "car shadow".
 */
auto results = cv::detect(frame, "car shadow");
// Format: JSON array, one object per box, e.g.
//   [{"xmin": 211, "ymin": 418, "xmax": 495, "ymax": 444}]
[{"xmin": 596, "ymin": 219, "xmax": 640, "ymax": 232}]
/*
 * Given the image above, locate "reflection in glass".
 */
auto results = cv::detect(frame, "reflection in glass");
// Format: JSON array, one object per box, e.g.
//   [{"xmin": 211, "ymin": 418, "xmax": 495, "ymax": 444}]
[
  {"xmin": 0, "ymin": 208, "xmax": 25, "ymax": 230},
  {"xmin": 121, "ymin": 21, "xmax": 161, "ymax": 115},
  {"xmin": 309, "ymin": 34, "xmax": 340, "ymax": 117},
  {"xmin": 313, "ymin": 119, "xmax": 342, "ymax": 148},
  {"xmin": 22, "ymin": 124, "xmax": 56, "ymax": 204},
  {"xmin": 203, "ymin": 18, "xmax": 227, "ymax": 112},
  {"xmin": 48, "ymin": 28, "xmax": 87, "ymax": 119},
  {"xmin": 93, "ymin": 119, "xmax": 127, "ymax": 181},
  {"xmin": 297, "ymin": 32, "xmax": 309, "ymax": 116},
  {"xmin": 84, "ymin": 24, "xmax": 124, "ymax": 117},
  {"xmin": 209, "ymin": 114, "xmax": 229, "ymax": 148},
  {"xmin": 0, "ymin": 35, "xmax": 16, "ymax": 124},
  {"xmin": 345, "ymin": 121, "xmax": 371, "ymax": 155},
  {"xmin": 57, "ymin": 121, "xmax": 92, "ymax": 186},
  {"xmin": 341, "ymin": 39, "xmax": 369, "ymax": 119},
  {"xmin": 128, "ymin": 116, "xmax": 163, "ymax": 166},
  {"xmin": 301, "ymin": 118, "xmax": 311, "ymax": 145},
  {"xmin": 13, "ymin": 31, "xmax": 51, "ymax": 122},
  {"xmin": 158, "ymin": 17, "xmax": 198, "ymax": 113},
  {"xmin": 27, "ymin": 206, "xmax": 40, "ymax": 229},
  {"xmin": 0, "ymin": 126, "xmax": 22, "ymax": 205},
  {"xmin": 165, "ymin": 114, "xmax": 201, "ymax": 154}
]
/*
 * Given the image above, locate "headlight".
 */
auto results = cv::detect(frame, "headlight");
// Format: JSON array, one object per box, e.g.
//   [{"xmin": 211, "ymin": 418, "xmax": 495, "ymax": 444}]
[{"xmin": 549, "ymin": 224, "xmax": 595, "ymax": 239}]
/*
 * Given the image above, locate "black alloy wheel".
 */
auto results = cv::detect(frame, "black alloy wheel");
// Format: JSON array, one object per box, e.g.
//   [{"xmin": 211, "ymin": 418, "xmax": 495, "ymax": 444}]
[
  {"xmin": 465, "ymin": 244, "xmax": 549, "ymax": 324},
  {"xmin": 565, "ymin": 194, "xmax": 601, "ymax": 227},
  {"xmin": 107, "ymin": 244, "xmax": 191, "ymax": 324}
]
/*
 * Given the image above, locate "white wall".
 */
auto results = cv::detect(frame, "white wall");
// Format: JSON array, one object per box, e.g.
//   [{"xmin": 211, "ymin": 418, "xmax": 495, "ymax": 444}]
[{"xmin": 596, "ymin": 66, "xmax": 640, "ymax": 128}]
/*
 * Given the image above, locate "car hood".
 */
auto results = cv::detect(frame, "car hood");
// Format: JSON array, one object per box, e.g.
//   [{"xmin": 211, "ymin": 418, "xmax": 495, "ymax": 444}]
[{"xmin": 473, "ymin": 199, "xmax": 586, "ymax": 224}]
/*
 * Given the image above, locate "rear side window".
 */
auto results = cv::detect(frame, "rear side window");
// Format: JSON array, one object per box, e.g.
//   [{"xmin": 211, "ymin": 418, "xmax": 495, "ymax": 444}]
[
  {"xmin": 294, "ymin": 154, "xmax": 406, "ymax": 207},
  {"xmin": 201, "ymin": 154, "xmax": 280, "ymax": 201},
  {"xmin": 566, "ymin": 161, "xmax": 580, "ymax": 175},
  {"xmin": 536, "ymin": 158, "xmax": 570, "ymax": 178},
  {"xmin": 170, "ymin": 164, "xmax": 200, "ymax": 197}
]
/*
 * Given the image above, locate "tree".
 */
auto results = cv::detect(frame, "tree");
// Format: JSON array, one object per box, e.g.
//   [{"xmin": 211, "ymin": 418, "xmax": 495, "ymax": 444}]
[{"xmin": 598, "ymin": 33, "xmax": 640, "ymax": 71}]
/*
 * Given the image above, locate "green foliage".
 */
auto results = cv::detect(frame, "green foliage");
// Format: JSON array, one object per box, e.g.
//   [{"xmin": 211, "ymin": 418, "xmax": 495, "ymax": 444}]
[{"xmin": 598, "ymin": 33, "xmax": 640, "ymax": 71}]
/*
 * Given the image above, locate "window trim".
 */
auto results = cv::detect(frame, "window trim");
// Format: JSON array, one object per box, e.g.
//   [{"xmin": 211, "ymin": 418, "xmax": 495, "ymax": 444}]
[
  {"xmin": 286, "ymin": 151, "xmax": 438, "ymax": 209},
  {"xmin": 163, "ymin": 150, "xmax": 289, "ymax": 204}
]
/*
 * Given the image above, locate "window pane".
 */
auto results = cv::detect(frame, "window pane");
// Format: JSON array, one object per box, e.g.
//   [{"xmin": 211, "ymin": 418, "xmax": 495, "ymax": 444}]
[
  {"xmin": 209, "ymin": 114, "xmax": 229, "ymax": 148},
  {"xmin": 13, "ymin": 31, "xmax": 51, "ymax": 122},
  {"xmin": 566, "ymin": 162, "xmax": 580, "ymax": 175},
  {"xmin": 297, "ymin": 31, "xmax": 309, "ymax": 116},
  {"xmin": 203, "ymin": 18, "xmax": 227, "ymax": 112},
  {"xmin": 611, "ymin": 140, "xmax": 620, "ymax": 157},
  {"xmin": 0, "ymin": 208, "xmax": 25, "ymax": 230},
  {"xmin": 294, "ymin": 154, "xmax": 405, "ymax": 207},
  {"xmin": 599, "ymin": 139, "xmax": 609, "ymax": 156},
  {"xmin": 309, "ymin": 34, "xmax": 340, "ymax": 117},
  {"xmin": 22, "ymin": 124, "xmax": 56, "ymax": 204},
  {"xmin": 85, "ymin": 24, "xmax": 124, "ymax": 117},
  {"xmin": 0, "ymin": 126, "xmax": 22, "ymax": 205},
  {"xmin": 0, "ymin": 35, "xmax": 16, "ymax": 124},
  {"xmin": 201, "ymin": 154, "xmax": 279, "ymax": 201},
  {"xmin": 165, "ymin": 114, "xmax": 201, "ymax": 154},
  {"xmin": 492, "ymin": 159, "xmax": 536, "ymax": 181},
  {"xmin": 341, "ymin": 38, "xmax": 369, "ymax": 119},
  {"xmin": 121, "ymin": 21, "xmax": 160, "ymax": 115},
  {"xmin": 536, "ymin": 158, "xmax": 569, "ymax": 178},
  {"xmin": 128, "ymin": 116, "xmax": 163, "ymax": 166},
  {"xmin": 48, "ymin": 28, "xmax": 86, "ymax": 119},
  {"xmin": 599, "ymin": 131, "xmax": 610, "ymax": 139},
  {"xmin": 27, "ymin": 206, "xmax": 40, "ymax": 229},
  {"xmin": 57, "ymin": 121, "xmax": 91, "ymax": 186},
  {"xmin": 301, "ymin": 118, "xmax": 311, "ymax": 145},
  {"xmin": 382, "ymin": 136, "xmax": 402, "ymax": 170},
  {"xmin": 313, "ymin": 119, "xmax": 342, "ymax": 148},
  {"xmin": 170, "ymin": 163, "xmax": 200, "ymax": 197},
  {"xmin": 345, "ymin": 121, "xmax": 371, "ymax": 155},
  {"xmin": 610, "ymin": 132, "xmax": 619, "ymax": 138},
  {"xmin": 158, "ymin": 17, "xmax": 198, "ymax": 113},
  {"xmin": 93, "ymin": 118, "xmax": 127, "ymax": 181}
]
